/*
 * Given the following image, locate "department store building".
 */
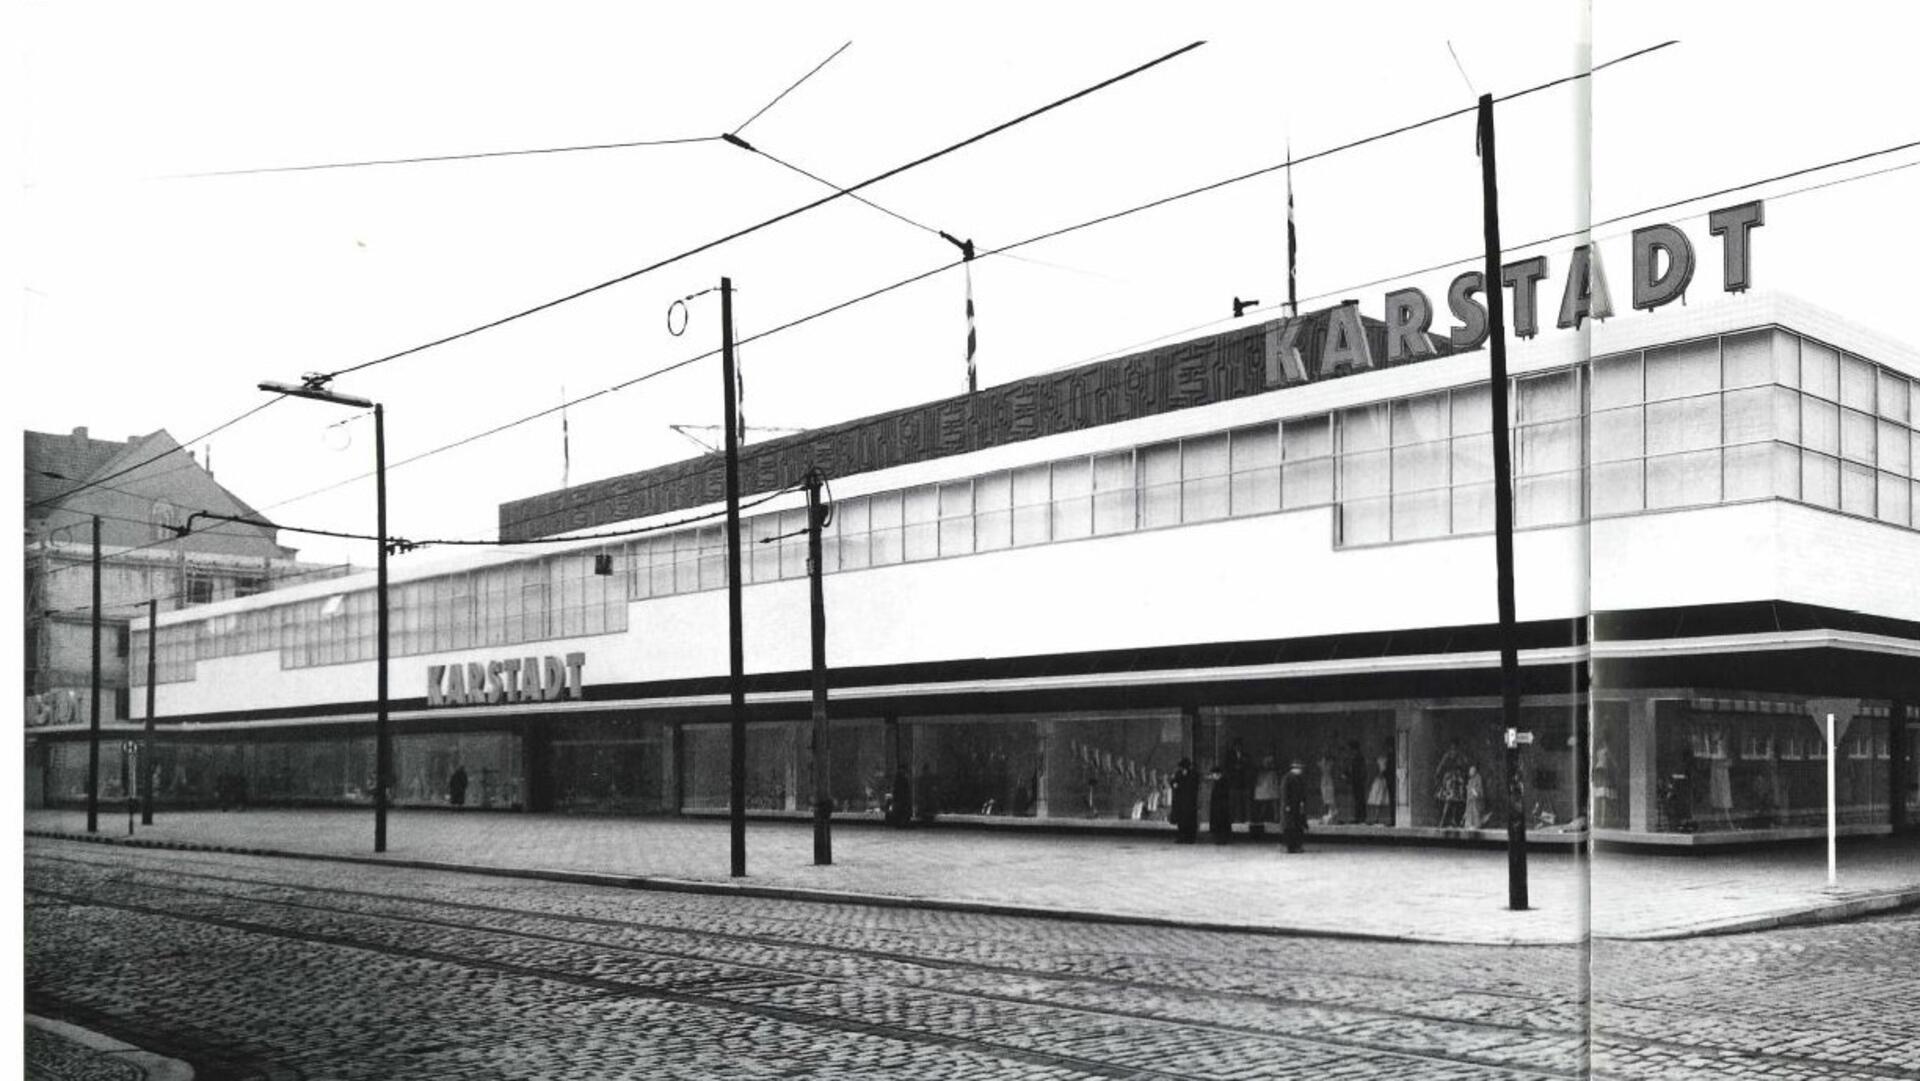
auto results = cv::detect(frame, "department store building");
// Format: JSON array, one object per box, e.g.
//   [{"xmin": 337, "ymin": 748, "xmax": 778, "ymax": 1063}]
[{"xmin": 33, "ymin": 282, "xmax": 1919, "ymax": 845}]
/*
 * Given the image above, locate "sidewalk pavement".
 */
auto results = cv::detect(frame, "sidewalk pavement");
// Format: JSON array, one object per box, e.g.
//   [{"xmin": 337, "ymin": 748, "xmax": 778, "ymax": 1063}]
[
  {"xmin": 23, "ymin": 808, "xmax": 1920, "ymax": 946},
  {"xmin": 25, "ymin": 1015, "xmax": 193, "ymax": 1081}
]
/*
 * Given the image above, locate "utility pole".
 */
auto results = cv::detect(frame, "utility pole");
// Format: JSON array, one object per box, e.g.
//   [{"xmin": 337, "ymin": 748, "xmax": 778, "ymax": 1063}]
[
  {"xmin": 1479, "ymin": 93, "xmax": 1528, "ymax": 910},
  {"xmin": 805, "ymin": 467, "xmax": 832, "ymax": 866},
  {"xmin": 721, "ymin": 277, "xmax": 748, "ymax": 878},
  {"xmin": 373, "ymin": 402, "xmax": 390, "ymax": 854},
  {"xmin": 257, "ymin": 378, "xmax": 387, "ymax": 853},
  {"xmin": 143, "ymin": 598, "xmax": 156, "ymax": 825},
  {"xmin": 87, "ymin": 515, "xmax": 101, "ymax": 834}
]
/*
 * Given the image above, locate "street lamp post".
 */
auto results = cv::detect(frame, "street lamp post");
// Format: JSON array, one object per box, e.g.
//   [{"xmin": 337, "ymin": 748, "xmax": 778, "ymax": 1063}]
[{"xmin": 260, "ymin": 379, "xmax": 389, "ymax": 853}]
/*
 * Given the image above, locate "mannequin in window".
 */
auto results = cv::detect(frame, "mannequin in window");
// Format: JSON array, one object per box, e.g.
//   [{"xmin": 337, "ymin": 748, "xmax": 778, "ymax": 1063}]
[
  {"xmin": 1708, "ymin": 726, "xmax": 1735, "ymax": 829},
  {"xmin": 1463, "ymin": 764, "xmax": 1485, "ymax": 829},
  {"xmin": 1251, "ymin": 755, "xmax": 1280, "ymax": 834},
  {"xmin": 1345, "ymin": 741, "xmax": 1369, "ymax": 824},
  {"xmin": 1316, "ymin": 749, "xmax": 1339, "ymax": 824},
  {"xmin": 1434, "ymin": 739, "xmax": 1470, "ymax": 828},
  {"xmin": 1366, "ymin": 751, "xmax": 1392, "ymax": 825},
  {"xmin": 1592, "ymin": 740, "xmax": 1618, "ymax": 828}
]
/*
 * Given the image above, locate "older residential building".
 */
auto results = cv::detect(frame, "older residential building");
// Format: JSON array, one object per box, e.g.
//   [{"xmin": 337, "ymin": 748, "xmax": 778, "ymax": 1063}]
[{"xmin": 23, "ymin": 426, "xmax": 345, "ymax": 791}]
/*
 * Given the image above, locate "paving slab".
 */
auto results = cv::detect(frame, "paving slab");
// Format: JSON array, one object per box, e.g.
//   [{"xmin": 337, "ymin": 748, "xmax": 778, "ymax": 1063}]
[{"xmin": 22, "ymin": 808, "xmax": 1919, "ymax": 944}]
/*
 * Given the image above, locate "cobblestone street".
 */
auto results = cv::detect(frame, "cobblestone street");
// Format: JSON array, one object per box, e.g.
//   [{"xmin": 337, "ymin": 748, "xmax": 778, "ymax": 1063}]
[{"xmin": 26, "ymin": 836, "xmax": 1920, "ymax": 1080}]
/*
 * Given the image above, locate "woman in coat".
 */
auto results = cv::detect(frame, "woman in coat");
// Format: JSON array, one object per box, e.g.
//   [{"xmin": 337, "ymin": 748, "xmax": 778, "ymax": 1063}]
[{"xmin": 1169, "ymin": 759, "xmax": 1200, "ymax": 844}]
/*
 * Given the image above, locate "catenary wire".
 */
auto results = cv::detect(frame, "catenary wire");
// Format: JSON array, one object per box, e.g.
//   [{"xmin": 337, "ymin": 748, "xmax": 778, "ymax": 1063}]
[
  {"xmin": 732, "ymin": 41, "xmax": 854, "ymax": 136},
  {"xmin": 24, "ymin": 399, "xmax": 286, "ymax": 514},
  {"xmin": 161, "ymin": 135, "xmax": 726, "ymax": 180},
  {"xmin": 28, "ymin": 516, "xmax": 359, "ymax": 602},
  {"xmin": 319, "ymin": 41, "xmax": 1204, "ymax": 383},
  {"xmin": 30, "ymin": 483, "xmax": 801, "ymax": 623}
]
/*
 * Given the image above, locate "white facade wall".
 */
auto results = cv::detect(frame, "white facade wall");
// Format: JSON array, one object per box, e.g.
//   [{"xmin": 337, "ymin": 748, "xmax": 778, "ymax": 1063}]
[{"xmin": 128, "ymin": 292, "xmax": 1920, "ymax": 722}]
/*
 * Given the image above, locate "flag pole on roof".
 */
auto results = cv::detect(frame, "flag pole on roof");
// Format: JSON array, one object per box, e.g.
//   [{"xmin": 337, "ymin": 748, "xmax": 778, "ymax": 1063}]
[
  {"xmin": 940, "ymin": 231, "xmax": 978, "ymax": 393},
  {"xmin": 1286, "ymin": 138, "xmax": 1299, "ymax": 319}
]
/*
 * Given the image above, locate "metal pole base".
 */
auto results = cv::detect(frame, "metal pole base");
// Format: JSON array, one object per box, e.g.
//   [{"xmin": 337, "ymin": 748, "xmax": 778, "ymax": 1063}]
[{"xmin": 813, "ymin": 800, "xmax": 833, "ymax": 866}]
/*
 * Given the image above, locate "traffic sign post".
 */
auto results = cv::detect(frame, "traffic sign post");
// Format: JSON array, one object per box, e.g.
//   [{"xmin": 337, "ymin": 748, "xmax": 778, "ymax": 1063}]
[{"xmin": 1806, "ymin": 698, "xmax": 1861, "ymax": 888}]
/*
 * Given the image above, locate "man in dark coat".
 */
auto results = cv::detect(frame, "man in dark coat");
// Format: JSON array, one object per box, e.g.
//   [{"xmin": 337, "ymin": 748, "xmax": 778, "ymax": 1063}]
[
  {"xmin": 448, "ymin": 765, "xmax": 469, "ymax": 807},
  {"xmin": 1207, "ymin": 766, "xmax": 1233, "ymax": 843},
  {"xmin": 1278, "ymin": 760, "xmax": 1309, "ymax": 853},
  {"xmin": 1169, "ymin": 758, "xmax": 1200, "ymax": 844}
]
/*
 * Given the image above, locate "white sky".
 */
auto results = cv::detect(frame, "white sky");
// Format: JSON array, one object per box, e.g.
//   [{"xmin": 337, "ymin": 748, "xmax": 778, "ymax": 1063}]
[{"xmin": 10, "ymin": 0, "xmax": 1920, "ymax": 577}]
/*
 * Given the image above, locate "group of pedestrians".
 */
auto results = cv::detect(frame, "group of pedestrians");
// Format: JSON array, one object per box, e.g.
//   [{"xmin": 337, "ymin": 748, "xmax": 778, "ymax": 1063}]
[{"xmin": 1167, "ymin": 756, "xmax": 1313, "ymax": 852}]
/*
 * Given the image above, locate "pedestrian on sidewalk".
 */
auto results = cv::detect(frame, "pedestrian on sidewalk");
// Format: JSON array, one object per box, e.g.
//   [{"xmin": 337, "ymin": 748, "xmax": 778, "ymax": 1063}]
[
  {"xmin": 1279, "ymin": 760, "xmax": 1308, "ymax": 853},
  {"xmin": 448, "ymin": 765, "xmax": 469, "ymax": 807},
  {"xmin": 1207, "ymin": 766, "xmax": 1233, "ymax": 843},
  {"xmin": 1170, "ymin": 758, "xmax": 1199, "ymax": 844}
]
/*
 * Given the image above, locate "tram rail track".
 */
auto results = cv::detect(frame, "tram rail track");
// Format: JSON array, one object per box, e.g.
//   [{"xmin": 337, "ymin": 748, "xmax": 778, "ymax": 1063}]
[
  {"xmin": 29, "ymin": 847, "xmax": 1587, "ymax": 1080},
  {"xmin": 31, "ymin": 844, "xmax": 1572, "ymax": 1005},
  {"xmin": 36, "ymin": 840, "xmax": 1916, "ymax": 1081}
]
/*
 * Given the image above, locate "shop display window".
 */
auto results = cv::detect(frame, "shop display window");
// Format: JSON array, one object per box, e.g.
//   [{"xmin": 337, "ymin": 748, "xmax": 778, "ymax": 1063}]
[
  {"xmin": 1423, "ymin": 706, "xmax": 1582, "ymax": 831},
  {"xmin": 1652, "ymin": 704, "xmax": 1890, "ymax": 832},
  {"xmin": 1200, "ymin": 706, "xmax": 1396, "ymax": 828}
]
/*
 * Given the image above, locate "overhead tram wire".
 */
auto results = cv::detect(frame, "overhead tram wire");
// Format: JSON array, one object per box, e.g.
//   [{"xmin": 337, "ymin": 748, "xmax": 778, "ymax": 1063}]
[
  {"xmin": 35, "ymin": 480, "xmax": 807, "ymax": 622},
  {"xmin": 24, "ymin": 398, "xmax": 285, "ymax": 514},
  {"xmin": 29, "ymin": 512, "xmax": 361, "ymax": 595},
  {"xmin": 254, "ymin": 128, "xmax": 1919, "ymax": 532},
  {"xmin": 36, "ymin": 559, "xmax": 361, "ymax": 622},
  {"xmin": 161, "ymin": 483, "xmax": 804, "ymax": 554},
  {"xmin": 318, "ymin": 41, "xmax": 1205, "ymax": 384},
  {"xmin": 978, "ymin": 40, "xmax": 1679, "ymax": 268},
  {"xmin": 732, "ymin": 41, "xmax": 854, "ymax": 137},
  {"xmin": 161, "ymin": 135, "xmax": 725, "ymax": 180}
]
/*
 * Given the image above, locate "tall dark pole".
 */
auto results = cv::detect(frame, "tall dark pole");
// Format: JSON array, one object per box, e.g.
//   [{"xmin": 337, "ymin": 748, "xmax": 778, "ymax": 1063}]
[
  {"xmin": 142, "ymin": 597, "xmax": 156, "ymax": 825},
  {"xmin": 1479, "ymin": 93, "xmax": 1528, "ymax": 910},
  {"xmin": 87, "ymin": 514, "xmax": 101, "ymax": 834},
  {"xmin": 374, "ymin": 402, "xmax": 390, "ymax": 854},
  {"xmin": 806, "ymin": 468, "xmax": 832, "ymax": 866},
  {"xmin": 721, "ymin": 277, "xmax": 748, "ymax": 878}
]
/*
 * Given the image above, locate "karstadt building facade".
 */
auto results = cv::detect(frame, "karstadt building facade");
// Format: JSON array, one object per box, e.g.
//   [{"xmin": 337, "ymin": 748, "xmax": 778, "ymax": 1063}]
[{"xmin": 29, "ymin": 277, "xmax": 1920, "ymax": 845}]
